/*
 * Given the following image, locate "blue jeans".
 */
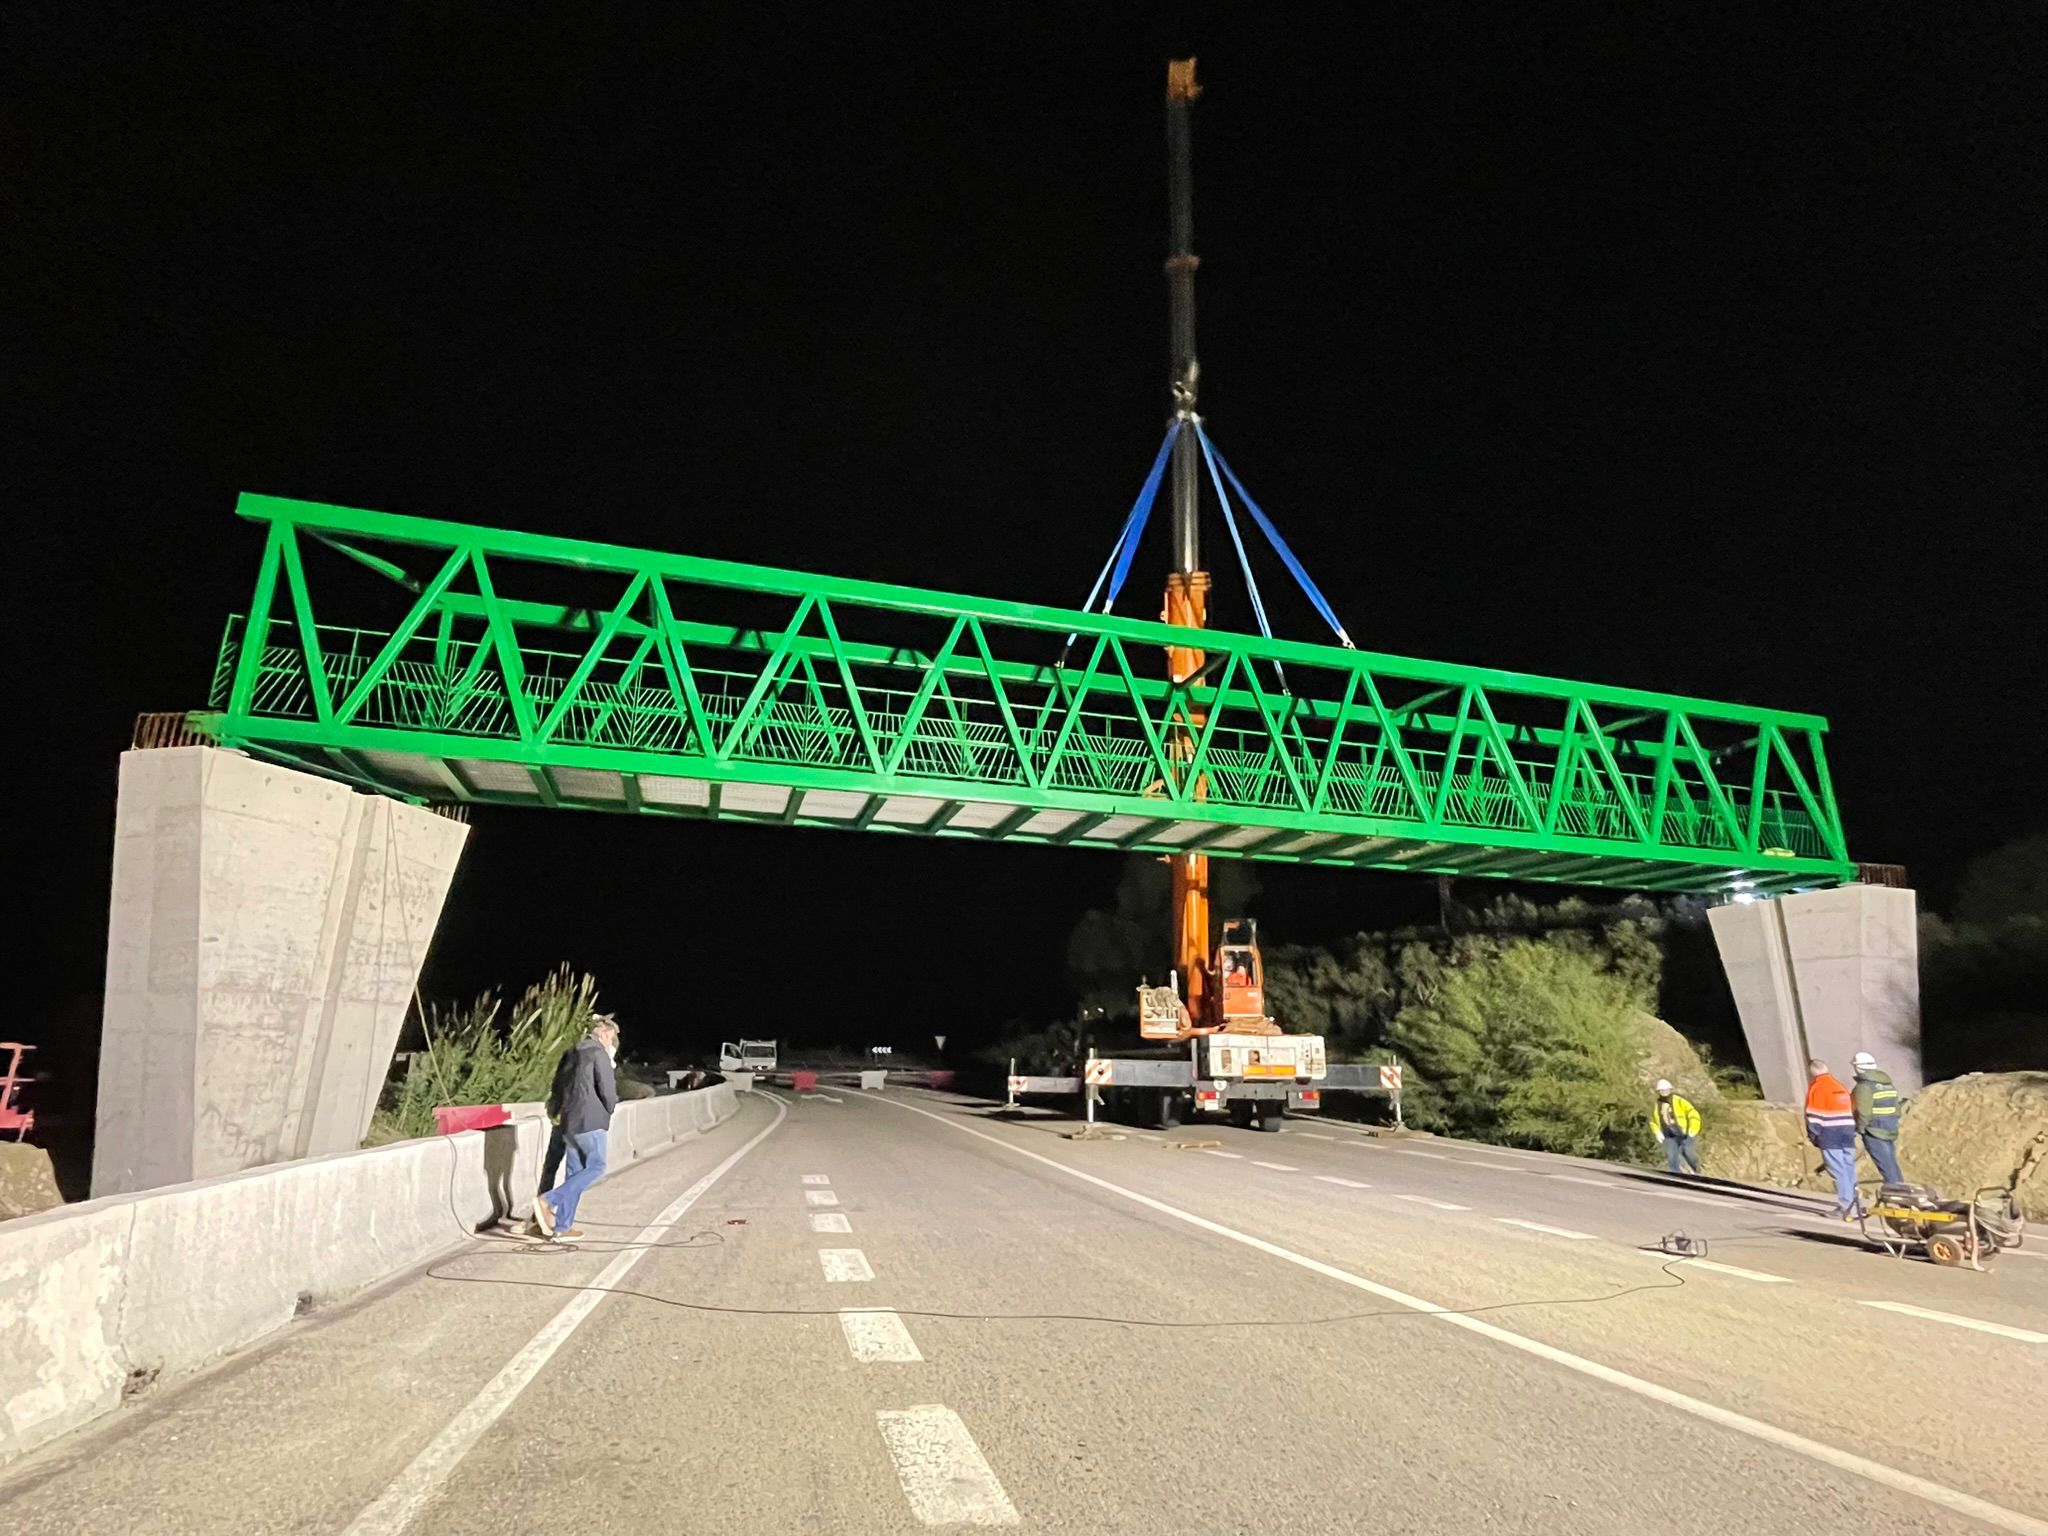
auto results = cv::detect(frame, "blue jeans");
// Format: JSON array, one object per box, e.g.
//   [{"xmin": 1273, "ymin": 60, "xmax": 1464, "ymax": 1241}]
[
  {"xmin": 1663, "ymin": 1133, "xmax": 1701, "ymax": 1174},
  {"xmin": 547, "ymin": 1129, "xmax": 608, "ymax": 1231},
  {"xmin": 1820, "ymin": 1144, "xmax": 1860, "ymax": 1212},
  {"xmin": 1863, "ymin": 1134, "xmax": 1904, "ymax": 1186}
]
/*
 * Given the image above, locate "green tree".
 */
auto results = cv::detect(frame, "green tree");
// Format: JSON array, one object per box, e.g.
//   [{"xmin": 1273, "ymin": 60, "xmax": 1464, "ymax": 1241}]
[{"xmin": 1385, "ymin": 941, "xmax": 1651, "ymax": 1158}]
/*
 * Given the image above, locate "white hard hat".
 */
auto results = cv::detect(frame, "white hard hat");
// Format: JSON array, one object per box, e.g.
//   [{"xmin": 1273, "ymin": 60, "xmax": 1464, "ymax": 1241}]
[
  {"xmin": 1655, "ymin": 1079, "xmax": 1673, "ymax": 1094},
  {"xmin": 1852, "ymin": 1051, "xmax": 1877, "ymax": 1070}
]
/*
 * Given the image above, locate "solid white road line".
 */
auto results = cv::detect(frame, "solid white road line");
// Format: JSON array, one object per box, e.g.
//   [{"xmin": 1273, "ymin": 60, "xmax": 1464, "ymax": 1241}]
[
  {"xmin": 802, "ymin": 1174, "xmax": 831, "ymax": 1185},
  {"xmin": 820, "ymin": 1248, "xmax": 876, "ymax": 1282},
  {"xmin": 806, "ymin": 1190, "xmax": 841, "ymax": 1206},
  {"xmin": 342, "ymin": 1095, "xmax": 786, "ymax": 1536},
  {"xmin": 810, "ymin": 1212, "xmax": 853, "ymax": 1234},
  {"xmin": 1496, "ymin": 1218, "xmax": 1596, "ymax": 1240},
  {"xmin": 1396, "ymin": 1195, "xmax": 1469, "ymax": 1211},
  {"xmin": 1859, "ymin": 1300, "xmax": 2048, "ymax": 1345},
  {"xmin": 1251, "ymin": 1160, "xmax": 1298, "ymax": 1172},
  {"xmin": 876, "ymin": 1405, "xmax": 1020, "ymax": 1527},
  {"xmin": 840, "ymin": 1309, "xmax": 923, "ymax": 1363},
  {"xmin": 862, "ymin": 1095, "xmax": 2048, "ymax": 1536},
  {"xmin": 1315, "ymin": 1175, "xmax": 1372, "ymax": 1189},
  {"xmin": 1198, "ymin": 1149, "xmax": 1242, "ymax": 1160}
]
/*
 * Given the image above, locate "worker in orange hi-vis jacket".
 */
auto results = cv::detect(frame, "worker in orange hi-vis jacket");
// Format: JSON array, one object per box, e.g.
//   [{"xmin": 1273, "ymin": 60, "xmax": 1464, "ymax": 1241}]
[{"xmin": 1804, "ymin": 1058, "xmax": 1862, "ymax": 1219}]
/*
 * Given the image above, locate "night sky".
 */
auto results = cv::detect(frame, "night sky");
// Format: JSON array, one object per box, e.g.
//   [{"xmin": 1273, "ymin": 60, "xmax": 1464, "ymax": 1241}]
[{"xmin": 13, "ymin": 7, "xmax": 2042, "ymax": 1067}]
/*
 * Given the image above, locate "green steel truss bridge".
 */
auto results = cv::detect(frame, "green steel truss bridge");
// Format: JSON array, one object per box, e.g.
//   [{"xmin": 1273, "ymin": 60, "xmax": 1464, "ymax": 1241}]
[{"xmin": 193, "ymin": 494, "xmax": 1854, "ymax": 896}]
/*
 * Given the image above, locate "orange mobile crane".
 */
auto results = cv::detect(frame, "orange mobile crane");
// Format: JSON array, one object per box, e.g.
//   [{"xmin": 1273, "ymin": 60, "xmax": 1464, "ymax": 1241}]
[{"xmin": 1003, "ymin": 62, "xmax": 1393, "ymax": 1132}]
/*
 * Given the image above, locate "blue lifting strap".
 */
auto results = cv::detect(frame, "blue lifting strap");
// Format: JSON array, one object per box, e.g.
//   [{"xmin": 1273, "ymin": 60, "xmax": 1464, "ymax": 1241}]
[
  {"xmin": 1197, "ymin": 427, "xmax": 1288, "ymax": 693},
  {"xmin": 1064, "ymin": 420, "xmax": 1178, "ymax": 660},
  {"xmin": 1197, "ymin": 426, "xmax": 1353, "ymax": 648}
]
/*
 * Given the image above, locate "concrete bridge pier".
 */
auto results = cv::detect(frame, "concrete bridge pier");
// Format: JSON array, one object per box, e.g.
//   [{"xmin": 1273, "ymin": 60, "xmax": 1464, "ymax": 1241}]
[
  {"xmin": 1707, "ymin": 884, "xmax": 1922, "ymax": 1103},
  {"xmin": 92, "ymin": 746, "xmax": 468, "ymax": 1197}
]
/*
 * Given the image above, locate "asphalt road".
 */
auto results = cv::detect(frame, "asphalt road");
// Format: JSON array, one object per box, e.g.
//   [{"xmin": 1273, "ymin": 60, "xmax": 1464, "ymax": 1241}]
[{"xmin": 3, "ymin": 1088, "xmax": 2042, "ymax": 1535}]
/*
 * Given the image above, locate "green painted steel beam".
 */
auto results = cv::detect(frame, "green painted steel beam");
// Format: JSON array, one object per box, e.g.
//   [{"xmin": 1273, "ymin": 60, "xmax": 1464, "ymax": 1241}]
[{"xmin": 193, "ymin": 495, "xmax": 1858, "ymax": 896}]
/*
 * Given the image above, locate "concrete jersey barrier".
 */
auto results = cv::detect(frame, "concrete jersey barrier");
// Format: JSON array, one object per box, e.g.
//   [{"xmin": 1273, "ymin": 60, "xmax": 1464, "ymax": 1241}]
[{"xmin": 0, "ymin": 1082, "xmax": 738, "ymax": 1467}]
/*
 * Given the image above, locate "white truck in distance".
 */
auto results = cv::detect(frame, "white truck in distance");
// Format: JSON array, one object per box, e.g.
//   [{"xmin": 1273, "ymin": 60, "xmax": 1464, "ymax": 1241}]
[{"xmin": 718, "ymin": 1039, "xmax": 778, "ymax": 1074}]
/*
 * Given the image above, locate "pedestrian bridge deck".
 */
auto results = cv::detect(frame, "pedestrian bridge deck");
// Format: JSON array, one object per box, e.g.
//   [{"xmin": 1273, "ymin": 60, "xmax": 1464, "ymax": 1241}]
[{"xmin": 193, "ymin": 494, "xmax": 1855, "ymax": 896}]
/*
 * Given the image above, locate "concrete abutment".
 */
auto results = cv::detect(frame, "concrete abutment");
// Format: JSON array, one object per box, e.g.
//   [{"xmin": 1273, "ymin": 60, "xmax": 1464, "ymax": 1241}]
[{"xmin": 93, "ymin": 747, "xmax": 467, "ymax": 1197}]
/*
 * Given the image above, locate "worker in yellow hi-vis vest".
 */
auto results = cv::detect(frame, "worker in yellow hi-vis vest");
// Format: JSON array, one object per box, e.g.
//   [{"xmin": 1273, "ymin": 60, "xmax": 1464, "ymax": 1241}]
[{"xmin": 1651, "ymin": 1079, "xmax": 1703, "ymax": 1174}]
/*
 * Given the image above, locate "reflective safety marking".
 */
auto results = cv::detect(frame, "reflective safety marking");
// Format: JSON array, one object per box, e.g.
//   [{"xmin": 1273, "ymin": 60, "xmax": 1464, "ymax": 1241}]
[
  {"xmin": 1251, "ymin": 1161, "xmax": 1298, "ymax": 1172},
  {"xmin": 802, "ymin": 1174, "xmax": 831, "ymax": 1185},
  {"xmin": 1396, "ymin": 1195, "xmax": 1468, "ymax": 1211},
  {"xmin": 819, "ymin": 1248, "xmax": 875, "ymax": 1282},
  {"xmin": 1859, "ymin": 1301, "xmax": 2048, "ymax": 1345},
  {"xmin": 876, "ymin": 1405, "xmax": 1021, "ymax": 1527},
  {"xmin": 810, "ymin": 1212, "xmax": 853, "ymax": 1233},
  {"xmin": 1496, "ymin": 1218, "xmax": 1596, "ymax": 1240},
  {"xmin": 806, "ymin": 1190, "xmax": 841, "ymax": 1206},
  {"xmin": 1315, "ymin": 1175, "xmax": 1372, "ymax": 1189},
  {"xmin": 840, "ymin": 1309, "xmax": 922, "ymax": 1362}
]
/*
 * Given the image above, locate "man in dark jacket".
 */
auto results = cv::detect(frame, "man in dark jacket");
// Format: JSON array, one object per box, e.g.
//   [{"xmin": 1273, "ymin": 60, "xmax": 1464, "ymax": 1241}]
[
  {"xmin": 1851, "ymin": 1050, "xmax": 1906, "ymax": 1186},
  {"xmin": 534, "ymin": 1016, "xmax": 619, "ymax": 1240}
]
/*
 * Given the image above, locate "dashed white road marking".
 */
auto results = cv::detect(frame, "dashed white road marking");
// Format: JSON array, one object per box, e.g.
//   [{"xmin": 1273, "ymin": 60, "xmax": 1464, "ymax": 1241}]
[
  {"xmin": 806, "ymin": 1190, "xmax": 840, "ymax": 1207},
  {"xmin": 1136, "ymin": 1134, "xmax": 1162, "ymax": 1143},
  {"xmin": 819, "ymin": 1248, "xmax": 875, "ymax": 1283},
  {"xmin": 1496, "ymin": 1218, "xmax": 1596, "ymax": 1240},
  {"xmin": 866, "ymin": 1095, "xmax": 2048, "ymax": 1536},
  {"xmin": 802, "ymin": 1174, "xmax": 831, "ymax": 1185},
  {"xmin": 1315, "ymin": 1175, "xmax": 1372, "ymax": 1189},
  {"xmin": 1251, "ymin": 1160, "xmax": 1298, "ymax": 1172},
  {"xmin": 810, "ymin": 1212, "xmax": 853, "ymax": 1233},
  {"xmin": 1294, "ymin": 1132, "xmax": 1334, "ymax": 1141},
  {"xmin": 815, "ymin": 1094, "xmax": 845, "ymax": 1104},
  {"xmin": 1681, "ymin": 1258, "xmax": 1794, "ymax": 1284},
  {"xmin": 1393, "ymin": 1149, "xmax": 1448, "ymax": 1159},
  {"xmin": 1198, "ymin": 1149, "xmax": 1242, "ymax": 1160},
  {"xmin": 1647, "ymin": 1189, "xmax": 1734, "ymax": 1208},
  {"xmin": 342, "ymin": 1093, "xmax": 787, "ymax": 1536},
  {"xmin": 876, "ymin": 1405, "xmax": 1020, "ymax": 1527},
  {"xmin": 1859, "ymin": 1300, "xmax": 2048, "ymax": 1344},
  {"xmin": 1462, "ymin": 1160, "xmax": 1528, "ymax": 1172},
  {"xmin": 1550, "ymin": 1175, "xmax": 1619, "ymax": 1188},
  {"xmin": 1396, "ymin": 1195, "xmax": 1468, "ymax": 1211},
  {"xmin": 840, "ymin": 1309, "xmax": 923, "ymax": 1362}
]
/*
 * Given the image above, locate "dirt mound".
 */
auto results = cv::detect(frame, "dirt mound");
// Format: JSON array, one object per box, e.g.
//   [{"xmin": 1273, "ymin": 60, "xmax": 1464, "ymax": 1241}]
[
  {"xmin": 0, "ymin": 1142, "xmax": 64, "ymax": 1221},
  {"xmin": 1897, "ymin": 1071, "xmax": 2048, "ymax": 1221},
  {"xmin": 1630, "ymin": 1011, "xmax": 1721, "ymax": 1104},
  {"xmin": 1699, "ymin": 1071, "xmax": 2048, "ymax": 1219},
  {"xmin": 1698, "ymin": 1101, "xmax": 1832, "ymax": 1191}
]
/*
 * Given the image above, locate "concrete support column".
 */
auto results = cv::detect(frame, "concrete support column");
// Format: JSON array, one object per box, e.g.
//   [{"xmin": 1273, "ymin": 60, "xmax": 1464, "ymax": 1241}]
[
  {"xmin": 1707, "ymin": 884, "xmax": 1922, "ymax": 1104},
  {"xmin": 93, "ymin": 748, "xmax": 469, "ymax": 1197}
]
